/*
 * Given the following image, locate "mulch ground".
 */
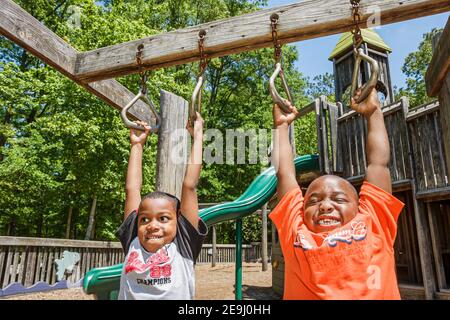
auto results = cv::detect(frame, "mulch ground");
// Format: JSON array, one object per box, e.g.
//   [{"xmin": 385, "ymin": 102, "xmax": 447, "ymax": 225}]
[{"xmin": 1, "ymin": 263, "xmax": 281, "ymax": 300}]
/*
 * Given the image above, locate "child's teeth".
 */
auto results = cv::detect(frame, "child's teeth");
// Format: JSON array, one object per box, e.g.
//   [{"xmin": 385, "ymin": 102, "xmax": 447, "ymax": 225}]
[{"xmin": 318, "ymin": 219, "xmax": 339, "ymax": 226}]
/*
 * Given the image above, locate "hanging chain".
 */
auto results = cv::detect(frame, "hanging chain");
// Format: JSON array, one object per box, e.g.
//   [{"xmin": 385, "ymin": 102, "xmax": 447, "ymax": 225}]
[
  {"xmin": 136, "ymin": 44, "xmax": 148, "ymax": 94},
  {"xmin": 350, "ymin": 0, "xmax": 363, "ymax": 50},
  {"xmin": 270, "ymin": 13, "xmax": 282, "ymax": 64},
  {"xmin": 198, "ymin": 29, "xmax": 208, "ymax": 78}
]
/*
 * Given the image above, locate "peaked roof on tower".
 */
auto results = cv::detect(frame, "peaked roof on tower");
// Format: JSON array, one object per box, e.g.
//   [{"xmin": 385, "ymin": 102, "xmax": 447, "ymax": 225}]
[{"xmin": 329, "ymin": 28, "xmax": 392, "ymax": 60}]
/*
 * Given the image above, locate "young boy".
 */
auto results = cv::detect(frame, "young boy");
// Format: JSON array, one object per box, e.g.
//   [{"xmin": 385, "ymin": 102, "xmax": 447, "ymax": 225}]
[
  {"xmin": 270, "ymin": 88, "xmax": 405, "ymax": 300},
  {"xmin": 117, "ymin": 112, "xmax": 207, "ymax": 300}
]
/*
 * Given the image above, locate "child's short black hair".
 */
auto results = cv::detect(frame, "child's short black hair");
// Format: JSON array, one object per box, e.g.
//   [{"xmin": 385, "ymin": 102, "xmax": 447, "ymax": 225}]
[{"xmin": 141, "ymin": 191, "xmax": 181, "ymax": 216}]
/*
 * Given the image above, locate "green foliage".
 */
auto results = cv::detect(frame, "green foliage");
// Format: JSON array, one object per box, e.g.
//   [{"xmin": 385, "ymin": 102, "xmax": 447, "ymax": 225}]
[
  {"xmin": 305, "ymin": 72, "xmax": 335, "ymax": 102},
  {"xmin": 0, "ymin": 0, "xmax": 314, "ymax": 244},
  {"xmin": 394, "ymin": 28, "xmax": 443, "ymax": 108}
]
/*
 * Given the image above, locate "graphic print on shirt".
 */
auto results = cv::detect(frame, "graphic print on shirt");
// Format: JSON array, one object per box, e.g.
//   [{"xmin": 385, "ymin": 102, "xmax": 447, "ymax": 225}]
[
  {"xmin": 294, "ymin": 220, "xmax": 367, "ymax": 250},
  {"xmin": 125, "ymin": 246, "xmax": 172, "ymax": 286},
  {"xmin": 324, "ymin": 221, "xmax": 367, "ymax": 247},
  {"xmin": 293, "ymin": 232, "xmax": 314, "ymax": 250}
]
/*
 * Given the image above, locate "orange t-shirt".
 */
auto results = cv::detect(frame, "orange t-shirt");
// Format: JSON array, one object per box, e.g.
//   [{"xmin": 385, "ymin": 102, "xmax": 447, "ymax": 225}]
[{"xmin": 269, "ymin": 181, "xmax": 405, "ymax": 300}]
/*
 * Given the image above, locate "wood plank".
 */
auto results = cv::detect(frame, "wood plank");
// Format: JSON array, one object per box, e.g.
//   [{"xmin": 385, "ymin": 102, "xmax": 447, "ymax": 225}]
[
  {"xmin": 0, "ymin": 0, "xmax": 76, "ymax": 75},
  {"xmin": 24, "ymin": 247, "xmax": 37, "ymax": 286},
  {"xmin": 438, "ymin": 74, "xmax": 450, "ymax": 180},
  {"xmin": 0, "ymin": 0, "xmax": 152, "ymax": 123},
  {"xmin": 40, "ymin": 248, "xmax": 48, "ymax": 282},
  {"xmin": 410, "ymin": 183, "xmax": 437, "ymax": 299},
  {"xmin": 427, "ymin": 203, "xmax": 447, "ymax": 290},
  {"xmin": 17, "ymin": 248, "xmax": 27, "ymax": 285},
  {"xmin": 155, "ymin": 90, "xmax": 189, "ymax": 199},
  {"xmin": 387, "ymin": 112, "xmax": 399, "ymax": 181},
  {"xmin": 399, "ymin": 284, "xmax": 426, "ymax": 300},
  {"xmin": 35, "ymin": 248, "xmax": 43, "ymax": 282},
  {"xmin": 420, "ymin": 114, "xmax": 436, "ymax": 189},
  {"xmin": 395, "ymin": 110, "xmax": 408, "ymax": 180},
  {"xmin": 426, "ymin": 17, "xmax": 450, "ymax": 97},
  {"xmin": 328, "ymin": 103, "xmax": 339, "ymax": 173},
  {"xmin": 74, "ymin": 0, "xmax": 450, "ymax": 82},
  {"xmin": 406, "ymin": 192, "xmax": 423, "ymax": 284},
  {"xmin": 0, "ymin": 236, "xmax": 122, "ymax": 249},
  {"xmin": 416, "ymin": 186, "xmax": 450, "ymax": 201},
  {"xmin": 45, "ymin": 250, "xmax": 53, "ymax": 283},
  {"xmin": 358, "ymin": 114, "xmax": 366, "ymax": 176},
  {"xmin": 431, "ymin": 111, "xmax": 445, "ymax": 187},
  {"xmin": 2, "ymin": 248, "xmax": 13, "ymax": 288},
  {"xmin": 316, "ymin": 100, "xmax": 325, "ymax": 174},
  {"xmin": 10, "ymin": 247, "xmax": 20, "ymax": 284},
  {"xmin": 0, "ymin": 247, "xmax": 6, "ymax": 286}
]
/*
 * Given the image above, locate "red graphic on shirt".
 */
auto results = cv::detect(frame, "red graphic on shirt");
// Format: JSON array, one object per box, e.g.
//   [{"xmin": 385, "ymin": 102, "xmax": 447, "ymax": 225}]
[{"xmin": 125, "ymin": 247, "xmax": 172, "ymax": 278}]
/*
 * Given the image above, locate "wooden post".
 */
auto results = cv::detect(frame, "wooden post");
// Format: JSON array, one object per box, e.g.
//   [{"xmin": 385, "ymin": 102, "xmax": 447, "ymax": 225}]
[
  {"xmin": 431, "ymin": 28, "xmax": 450, "ymax": 178},
  {"xmin": 410, "ymin": 190, "xmax": 436, "ymax": 299},
  {"xmin": 427, "ymin": 202, "xmax": 447, "ymax": 290},
  {"xmin": 65, "ymin": 207, "xmax": 73, "ymax": 239},
  {"xmin": 155, "ymin": 90, "xmax": 189, "ymax": 198},
  {"xmin": 403, "ymin": 94, "xmax": 437, "ymax": 299},
  {"xmin": 211, "ymin": 225, "xmax": 217, "ymax": 268},
  {"xmin": 261, "ymin": 203, "xmax": 268, "ymax": 271}
]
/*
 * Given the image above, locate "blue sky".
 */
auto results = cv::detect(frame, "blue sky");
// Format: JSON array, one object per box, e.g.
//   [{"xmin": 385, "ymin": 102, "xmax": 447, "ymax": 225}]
[{"xmin": 266, "ymin": 0, "xmax": 449, "ymax": 89}]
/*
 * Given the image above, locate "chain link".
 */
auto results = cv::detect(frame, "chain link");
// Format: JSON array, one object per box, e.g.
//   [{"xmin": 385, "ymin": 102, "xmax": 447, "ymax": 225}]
[
  {"xmin": 198, "ymin": 30, "xmax": 208, "ymax": 78},
  {"xmin": 350, "ymin": 0, "xmax": 363, "ymax": 50},
  {"xmin": 136, "ymin": 44, "xmax": 148, "ymax": 94},
  {"xmin": 270, "ymin": 14, "xmax": 282, "ymax": 63}
]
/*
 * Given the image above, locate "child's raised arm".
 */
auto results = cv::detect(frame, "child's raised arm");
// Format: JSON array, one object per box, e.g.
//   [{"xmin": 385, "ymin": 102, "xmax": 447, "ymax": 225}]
[
  {"xmin": 351, "ymin": 88, "xmax": 392, "ymax": 194},
  {"xmin": 124, "ymin": 121, "xmax": 151, "ymax": 221},
  {"xmin": 272, "ymin": 102, "xmax": 299, "ymax": 201},
  {"xmin": 180, "ymin": 112, "xmax": 204, "ymax": 230}
]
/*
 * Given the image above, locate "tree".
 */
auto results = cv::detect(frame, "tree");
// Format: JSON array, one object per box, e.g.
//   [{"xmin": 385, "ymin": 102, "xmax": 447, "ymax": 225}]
[
  {"xmin": 395, "ymin": 28, "xmax": 443, "ymax": 108},
  {"xmin": 305, "ymin": 72, "xmax": 335, "ymax": 102},
  {"xmin": 0, "ymin": 0, "xmax": 315, "ymax": 244}
]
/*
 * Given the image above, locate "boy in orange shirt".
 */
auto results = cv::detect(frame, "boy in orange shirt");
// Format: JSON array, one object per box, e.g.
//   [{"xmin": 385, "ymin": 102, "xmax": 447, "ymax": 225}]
[{"xmin": 270, "ymin": 88, "xmax": 404, "ymax": 300}]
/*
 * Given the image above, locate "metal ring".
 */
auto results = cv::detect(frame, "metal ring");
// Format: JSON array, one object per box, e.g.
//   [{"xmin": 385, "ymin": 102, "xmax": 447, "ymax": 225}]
[
  {"xmin": 189, "ymin": 75, "xmax": 204, "ymax": 126},
  {"xmin": 269, "ymin": 62, "xmax": 294, "ymax": 113},
  {"xmin": 121, "ymin": 89, "xmax": 161, "ymax": 133},
  {"xmin": 350, "ymin": 48, "xmax": 380, "ymax": 104}
]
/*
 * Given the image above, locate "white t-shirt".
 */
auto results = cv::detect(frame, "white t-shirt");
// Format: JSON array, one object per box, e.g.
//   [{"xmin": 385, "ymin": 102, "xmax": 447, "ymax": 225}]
[{"xmin": 116, "ymin": 212, "xmax": 207, "ymax": 300}]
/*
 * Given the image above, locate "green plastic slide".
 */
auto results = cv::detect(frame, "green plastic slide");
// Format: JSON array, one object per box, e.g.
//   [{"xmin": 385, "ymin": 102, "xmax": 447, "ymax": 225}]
[{"xmin": 83, "ymin": 154, "xmax": 319, "ymax": 299}]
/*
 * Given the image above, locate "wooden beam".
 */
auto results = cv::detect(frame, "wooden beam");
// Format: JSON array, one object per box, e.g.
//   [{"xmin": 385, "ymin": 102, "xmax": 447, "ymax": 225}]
[
  {"xmin": 75, "ymin": 0, "xmax": 450, "ymax": 82},
  {"xmin": 155, "ymin": 90, "xmax": 188, "ymax": 199},
  {"xmin": 426, "ymin": 16, "xmax": 450, "ymax": 97},
  {"xmin": 0, "ymin": 0, "xmax": 151, "ymax": 122}
]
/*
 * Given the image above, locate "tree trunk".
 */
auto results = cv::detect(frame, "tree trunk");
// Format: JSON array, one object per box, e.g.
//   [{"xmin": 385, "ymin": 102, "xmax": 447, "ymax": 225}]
[
  {"xmin": 66, "ymin": 207, "xmax": 73, "ymax": 239},
  {"xmin": 85, "ymin": 195, "xmax": 97, "ymax": 240},
  {"xmin": 36, "ymin": 213, "xmax": 43, "ymax": 237}
]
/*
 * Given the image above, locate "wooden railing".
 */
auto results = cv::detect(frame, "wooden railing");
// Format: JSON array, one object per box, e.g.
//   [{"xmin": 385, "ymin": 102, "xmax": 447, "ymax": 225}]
[
  {"xmin": 0, "ymin": 237, "xmax": 124, "ymax": 289},
  {"xmin": 197, "ymin": 243, "xmax": 272, "ymax": 264},
  {"xmin": 406, "ymin": 100, "xmax": 449, "ymax": 196},
  {"xmin": 0, "ymin": 237, "xmax": 269, "ymax": 290},
  {"xmin": 334, "ymin": 98, "xmax": 450, "ymax": 195}
]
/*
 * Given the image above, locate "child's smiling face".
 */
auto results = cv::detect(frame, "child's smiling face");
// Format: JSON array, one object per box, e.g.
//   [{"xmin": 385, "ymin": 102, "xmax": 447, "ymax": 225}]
[
  {"xmin": 303, "ymin": 175, "xmax": 359, "ymax": 233},
  {"xmin": 137, "ymin": 198, "xmax": 178, "ymax": 253}
]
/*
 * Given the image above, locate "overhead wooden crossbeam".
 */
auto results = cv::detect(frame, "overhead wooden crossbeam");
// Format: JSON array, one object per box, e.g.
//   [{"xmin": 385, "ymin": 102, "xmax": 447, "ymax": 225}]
[
  {"xmin": 75, "ymin": 0, "xmax": 450, "ymax": 82},
  {"xmin": 0, "ymin": 0, "xmax": 152, "ymax": 123},
  {"xmin": 426, "ymin": 16, "xmax": 450, "ymax": 97}
]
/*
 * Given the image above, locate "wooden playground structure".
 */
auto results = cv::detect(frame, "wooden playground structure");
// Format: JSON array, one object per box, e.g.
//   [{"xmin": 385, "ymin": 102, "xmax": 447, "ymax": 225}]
[{"xmin": 1, "ymin": 0, "xmax": 450, "ymax": 299}]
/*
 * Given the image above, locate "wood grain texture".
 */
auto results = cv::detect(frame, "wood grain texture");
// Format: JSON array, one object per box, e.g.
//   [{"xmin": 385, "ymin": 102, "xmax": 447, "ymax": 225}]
[
  {"xmin": 426, "ymin": 17, "xmax": 450, "ymax": 97},
  {"xmin": 74, "ymin": 0, "xmax": 450, "ymax": 82},
  {"xmin": 155, "ymin": 90, "xmax": 189, "ymax": 199},
  {"xmin": 0, "ymin": 0, "xmax": 152, "ymax": 122}
]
